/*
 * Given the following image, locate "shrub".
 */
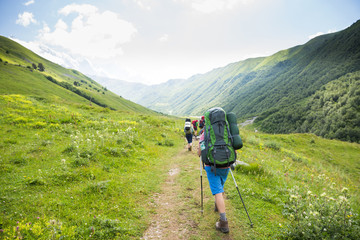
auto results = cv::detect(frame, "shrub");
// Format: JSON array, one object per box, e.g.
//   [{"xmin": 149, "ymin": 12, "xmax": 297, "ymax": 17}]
[
  {"xmin": 10, "ymin": 156, "xmax": 27, "ymax": 166},
  {"xmin": 72, "ymin": 158, "xmax": 90, "ymax": 167},
  {"xmin": 155, "ymin": 139, "xmax": 174, "ymax": 147},
  {"xmin": 235, "ymin": 162, "xmax": 264, "ymax": 175},
  {"xmin": 264, "ymin": 140, "xmax": 281, "ymax": 151},
  {"xmin": 279, "ymin": 186, "xmax": 360, "ymax": 239},
  {"xmin": 62, "ymin": 145, "xmax": 76, "ymax": 154},
  {"xmin": 38, "ymin": 63, "xmax": 45, "ymax": 71}
]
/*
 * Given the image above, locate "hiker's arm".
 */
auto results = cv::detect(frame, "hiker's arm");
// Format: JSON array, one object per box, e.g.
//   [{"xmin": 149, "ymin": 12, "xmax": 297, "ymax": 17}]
[{"xmin": 197, "ymin": 145, "xmax": 201, "ymax": 157}]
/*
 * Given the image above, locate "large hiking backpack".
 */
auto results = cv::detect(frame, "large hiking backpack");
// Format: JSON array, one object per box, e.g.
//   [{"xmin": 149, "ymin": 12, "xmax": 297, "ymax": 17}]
[
  {"xmin": 201, "ymin": 107, "xmax": 236, "ymax": 172},
  {"xmin": 184, "ymin": 119, "xmax": 192, "ymax": 134},
  {"xmin": 192, "ymin": 120, "xmax": 198, "ymax": 130},
  {"xmin": 199, "ymin": 116, "xmax": 205, "ymax": 128}
]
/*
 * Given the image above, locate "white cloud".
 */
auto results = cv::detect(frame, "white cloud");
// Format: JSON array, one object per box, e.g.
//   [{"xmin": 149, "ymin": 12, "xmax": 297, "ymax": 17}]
[
  {"xmin": 11, "ymin": 37, "xmax": 79, "ymax": 68},
  {"xmin": 24, "ymin": 0, "xmax": 35, "ymax": 6},
  {"xmin": 133, "ymin": 0, "xmax": 152, "ymax": 10},
  {"xmin": 308, "ymin": 29, "xmax": 337, "ymax": 39},
  {"xmin": 16, "ymin": 12, "xmax": 37, "ymax": 27},
  {"xmin": 158, "ymin": 34, "xmax": 169, "ymax": 42},
  {"xmin": 59, "ymin": 3, "xmax": 98, "ymax": 16},
  {"xmin": 177, "ymin": 0, "xmax": 251, "ymax": 14},
  {"xmin": 38, "ymin": 4, "xmax": 137, "ymax": 59}
]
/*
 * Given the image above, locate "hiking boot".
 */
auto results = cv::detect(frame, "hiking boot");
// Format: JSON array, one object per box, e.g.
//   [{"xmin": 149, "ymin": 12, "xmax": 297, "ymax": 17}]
[{"xmin": 216, "ymin": 219, "xmax": 229, "ymax": 233}]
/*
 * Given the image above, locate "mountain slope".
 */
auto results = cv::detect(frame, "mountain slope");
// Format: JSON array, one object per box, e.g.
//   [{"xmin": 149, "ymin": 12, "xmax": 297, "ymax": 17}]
[
  {"xmin": 113, "ymin": 20, "xmax": 360, "ymax": 142},
  {"xmin": 0, "ymin": 36, "xmax": 154, "ymax": 114}
]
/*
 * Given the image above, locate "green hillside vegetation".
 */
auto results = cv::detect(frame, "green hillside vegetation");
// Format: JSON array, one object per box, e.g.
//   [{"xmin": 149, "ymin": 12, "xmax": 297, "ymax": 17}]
[
  {"xmin": 258, "ymin": 71, "xmax": 360, "ymax": 142},
  {"xmin": 0, "ymin": 94, "xmax": 359, "ymax": 239},
  {"xmin": 119, "ymin": 20, "xmax": 360, "ymax": 143},
  {"xmin": 0, "ymin": 27, "xmax": 359, "ymax": 239},
  {"xmin": 0, "ymin": 94, "xmax": 183, "ymax": 239},
  {"xmin": 0, "ymin": 36, "xmax": 154, "ymax": 114}
]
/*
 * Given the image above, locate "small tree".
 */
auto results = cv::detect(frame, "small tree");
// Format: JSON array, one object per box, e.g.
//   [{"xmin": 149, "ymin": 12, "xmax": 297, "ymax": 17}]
[
  {"xmin": 38, "ymin": 63, "xmax": 45, "ymax": 72},
  {"xmin": 32, "ymin": 63, "xmax": 37, "ymax": 69}
]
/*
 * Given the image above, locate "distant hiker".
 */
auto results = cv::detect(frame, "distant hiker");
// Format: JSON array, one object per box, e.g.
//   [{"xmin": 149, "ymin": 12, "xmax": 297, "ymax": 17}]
[
  {"xmin": 198, "ymin": 107, "xmax": 238, "ymax": 234},
  {"xmin": 192, "ymin": 119, "xmax": 198, "ymax": 137},
  {"xmin": 184, "ymin": 118, "xmax": 194, "ymax": 151},
  {"xmin": 199, "ymin": 116, "xmax": 205, "ymax": 131}
]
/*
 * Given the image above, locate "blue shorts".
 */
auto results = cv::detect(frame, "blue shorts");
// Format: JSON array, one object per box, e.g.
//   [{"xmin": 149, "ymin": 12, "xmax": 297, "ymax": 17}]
[
  {"xmin": 205, "ymin": 166, "xmax": 229, "ymax": 195},
  {"xmin": 185, "ymin": 134, "xmax": 192, "ymax": 143}
]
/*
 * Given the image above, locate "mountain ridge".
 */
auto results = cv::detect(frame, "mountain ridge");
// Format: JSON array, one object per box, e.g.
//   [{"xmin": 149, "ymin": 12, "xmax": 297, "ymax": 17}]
[{"xmin": 103, "ymin": 20, "xmax": 360, "ymax": 142}]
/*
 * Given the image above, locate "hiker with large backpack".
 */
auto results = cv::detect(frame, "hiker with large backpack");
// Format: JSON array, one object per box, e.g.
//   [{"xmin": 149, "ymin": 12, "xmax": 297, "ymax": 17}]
[
  {"xmin": 199, "ymin": 116, "xmax": 205, "ymax": 131},
  {"xmin": 192, "ymin": 119, "xmax": 198, "ymax": 137},
  {"xmin": 197, "ymin": 107, "xmax": 243, "ymax": 233},
  {"xmin": 184, "ymin": 118, "xmax": 194, "ymax": 151}
]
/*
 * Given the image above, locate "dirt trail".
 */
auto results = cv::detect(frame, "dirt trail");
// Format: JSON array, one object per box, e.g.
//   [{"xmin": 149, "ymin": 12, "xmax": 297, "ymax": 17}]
[
  {"xmin": 141, "ymin": 141, "xmax": 241, "ymax": 240},
  {"xmin": 142, "ymin": 146, "xmax": 198, "ymax": 239}
]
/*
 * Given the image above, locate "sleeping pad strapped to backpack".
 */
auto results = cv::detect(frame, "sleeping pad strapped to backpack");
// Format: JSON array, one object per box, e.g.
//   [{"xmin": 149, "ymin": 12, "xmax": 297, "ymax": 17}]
[
  {"xmin": 201, "ymin": 107, "xmax": 236, "ymax": 174},
  {"xmin": 226, "ymin": 112, "xmax": 243, "ymax": 150}
]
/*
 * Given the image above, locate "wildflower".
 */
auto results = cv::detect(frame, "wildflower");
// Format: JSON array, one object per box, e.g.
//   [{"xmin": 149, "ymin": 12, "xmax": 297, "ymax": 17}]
[
  {"xmin": 341, "ymin": 187, "xmax": 349, "ymax": 193},
  {"xmin": 320, "ymin": 192, "xmax": 326, "ymax": 197},
  {"xmin": 307, "ymin": 190, "xmax": 312, "ymax": 195},
  {"xmin": 61, "ymin": 159, "xmax": 66, "ymax": 164},
  {"xmin": 323, "ymin": 228, "xmax": 327, "ymax": 232},
  {"xmin": 339, "ymin": 196, "xmax": 348, "ymax": 202},
  {"xmin": 290, "ymin": 195, "xmax": 297, "ymax": 200},
  {"xmin": 308, "ymin": 223, "xmax": 311, "ymax": 226},
  {"xmin": 279, "ymin": 223, "xmax": 282, "ymax": 227}
]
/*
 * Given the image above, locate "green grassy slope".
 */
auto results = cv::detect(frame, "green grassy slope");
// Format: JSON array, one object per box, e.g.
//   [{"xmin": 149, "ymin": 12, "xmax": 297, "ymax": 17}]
[
  {"xmin": 178, "ymin": 128, "xmax": 360, "ymax": 239},
  {"xmin": 0, "ymin": 94, "xmax": 184, "ymax": 239},
  {"xmin": 0, "ymin": 36, "xmax": 154, "ymax": 114},
  {"xmin": 1, "ymin": 94, "xmax": 358, "ymax": 239},
  {"xmin": 128, "ymin": 20, "xmax": 360, "ymax": 142}
]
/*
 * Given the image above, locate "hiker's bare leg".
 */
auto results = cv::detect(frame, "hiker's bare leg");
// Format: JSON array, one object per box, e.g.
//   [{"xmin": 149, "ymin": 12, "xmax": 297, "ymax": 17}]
[{"xmin": 215, "ymin": 193, "xmax": 225, "ymax": 213}]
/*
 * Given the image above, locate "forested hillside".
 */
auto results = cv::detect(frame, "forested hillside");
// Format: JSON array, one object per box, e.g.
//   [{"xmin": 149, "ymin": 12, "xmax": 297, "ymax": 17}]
[
  {"xmin": 111, "ymin": 20, "xmax": 360, "ymax": 142},
  {"xmin": 258, "ymin": 71, "xmax": 360, "ymax": 142}
]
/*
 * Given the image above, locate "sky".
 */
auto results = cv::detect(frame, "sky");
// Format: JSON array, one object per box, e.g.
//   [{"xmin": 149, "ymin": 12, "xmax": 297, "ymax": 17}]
[{"xmin": 0, "ymin": 0, "xmax": 359, "ymax": 85}]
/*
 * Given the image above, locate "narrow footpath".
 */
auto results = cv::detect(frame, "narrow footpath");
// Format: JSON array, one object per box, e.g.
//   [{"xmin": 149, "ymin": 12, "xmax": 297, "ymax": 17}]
[{"xmin": 142, "ymin": 140, "xmax": 245, "ymax": 240}]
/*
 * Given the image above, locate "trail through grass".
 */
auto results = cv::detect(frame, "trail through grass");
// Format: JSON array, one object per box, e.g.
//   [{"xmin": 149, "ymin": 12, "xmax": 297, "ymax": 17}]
[{"xmin": 1, "ymin": 94, "xmax": 359, "ymax": 239}]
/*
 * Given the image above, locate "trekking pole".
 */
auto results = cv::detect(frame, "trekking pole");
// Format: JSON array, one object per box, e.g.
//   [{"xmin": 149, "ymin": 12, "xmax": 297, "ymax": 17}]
[
  {"xmin": 229, "ymin": 168, "xmax": 254, "ymax": 228},
  {"xmin": 200, "ymin": 157, "xmax": 203, "ymax": 214}
]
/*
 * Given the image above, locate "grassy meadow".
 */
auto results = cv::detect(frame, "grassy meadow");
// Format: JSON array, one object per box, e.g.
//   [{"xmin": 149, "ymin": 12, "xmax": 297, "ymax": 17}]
[
  {"xmin": 0, "ymin": 94, "xmax": 360, "ymax": 239},
  {"xmin": 175, "ymin": 127, "xmax": 360, "ymax": 239},
  {"xmin": 227, "ymin": 128, "xmax": 360, "ymax": 239},
  {"xmin": 0, "ymin": 94, "xmax": 185, "ymax": 239},
  {"xmin": 1, "ymin": 35, "xmax": 359, "ymax": 239}
]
